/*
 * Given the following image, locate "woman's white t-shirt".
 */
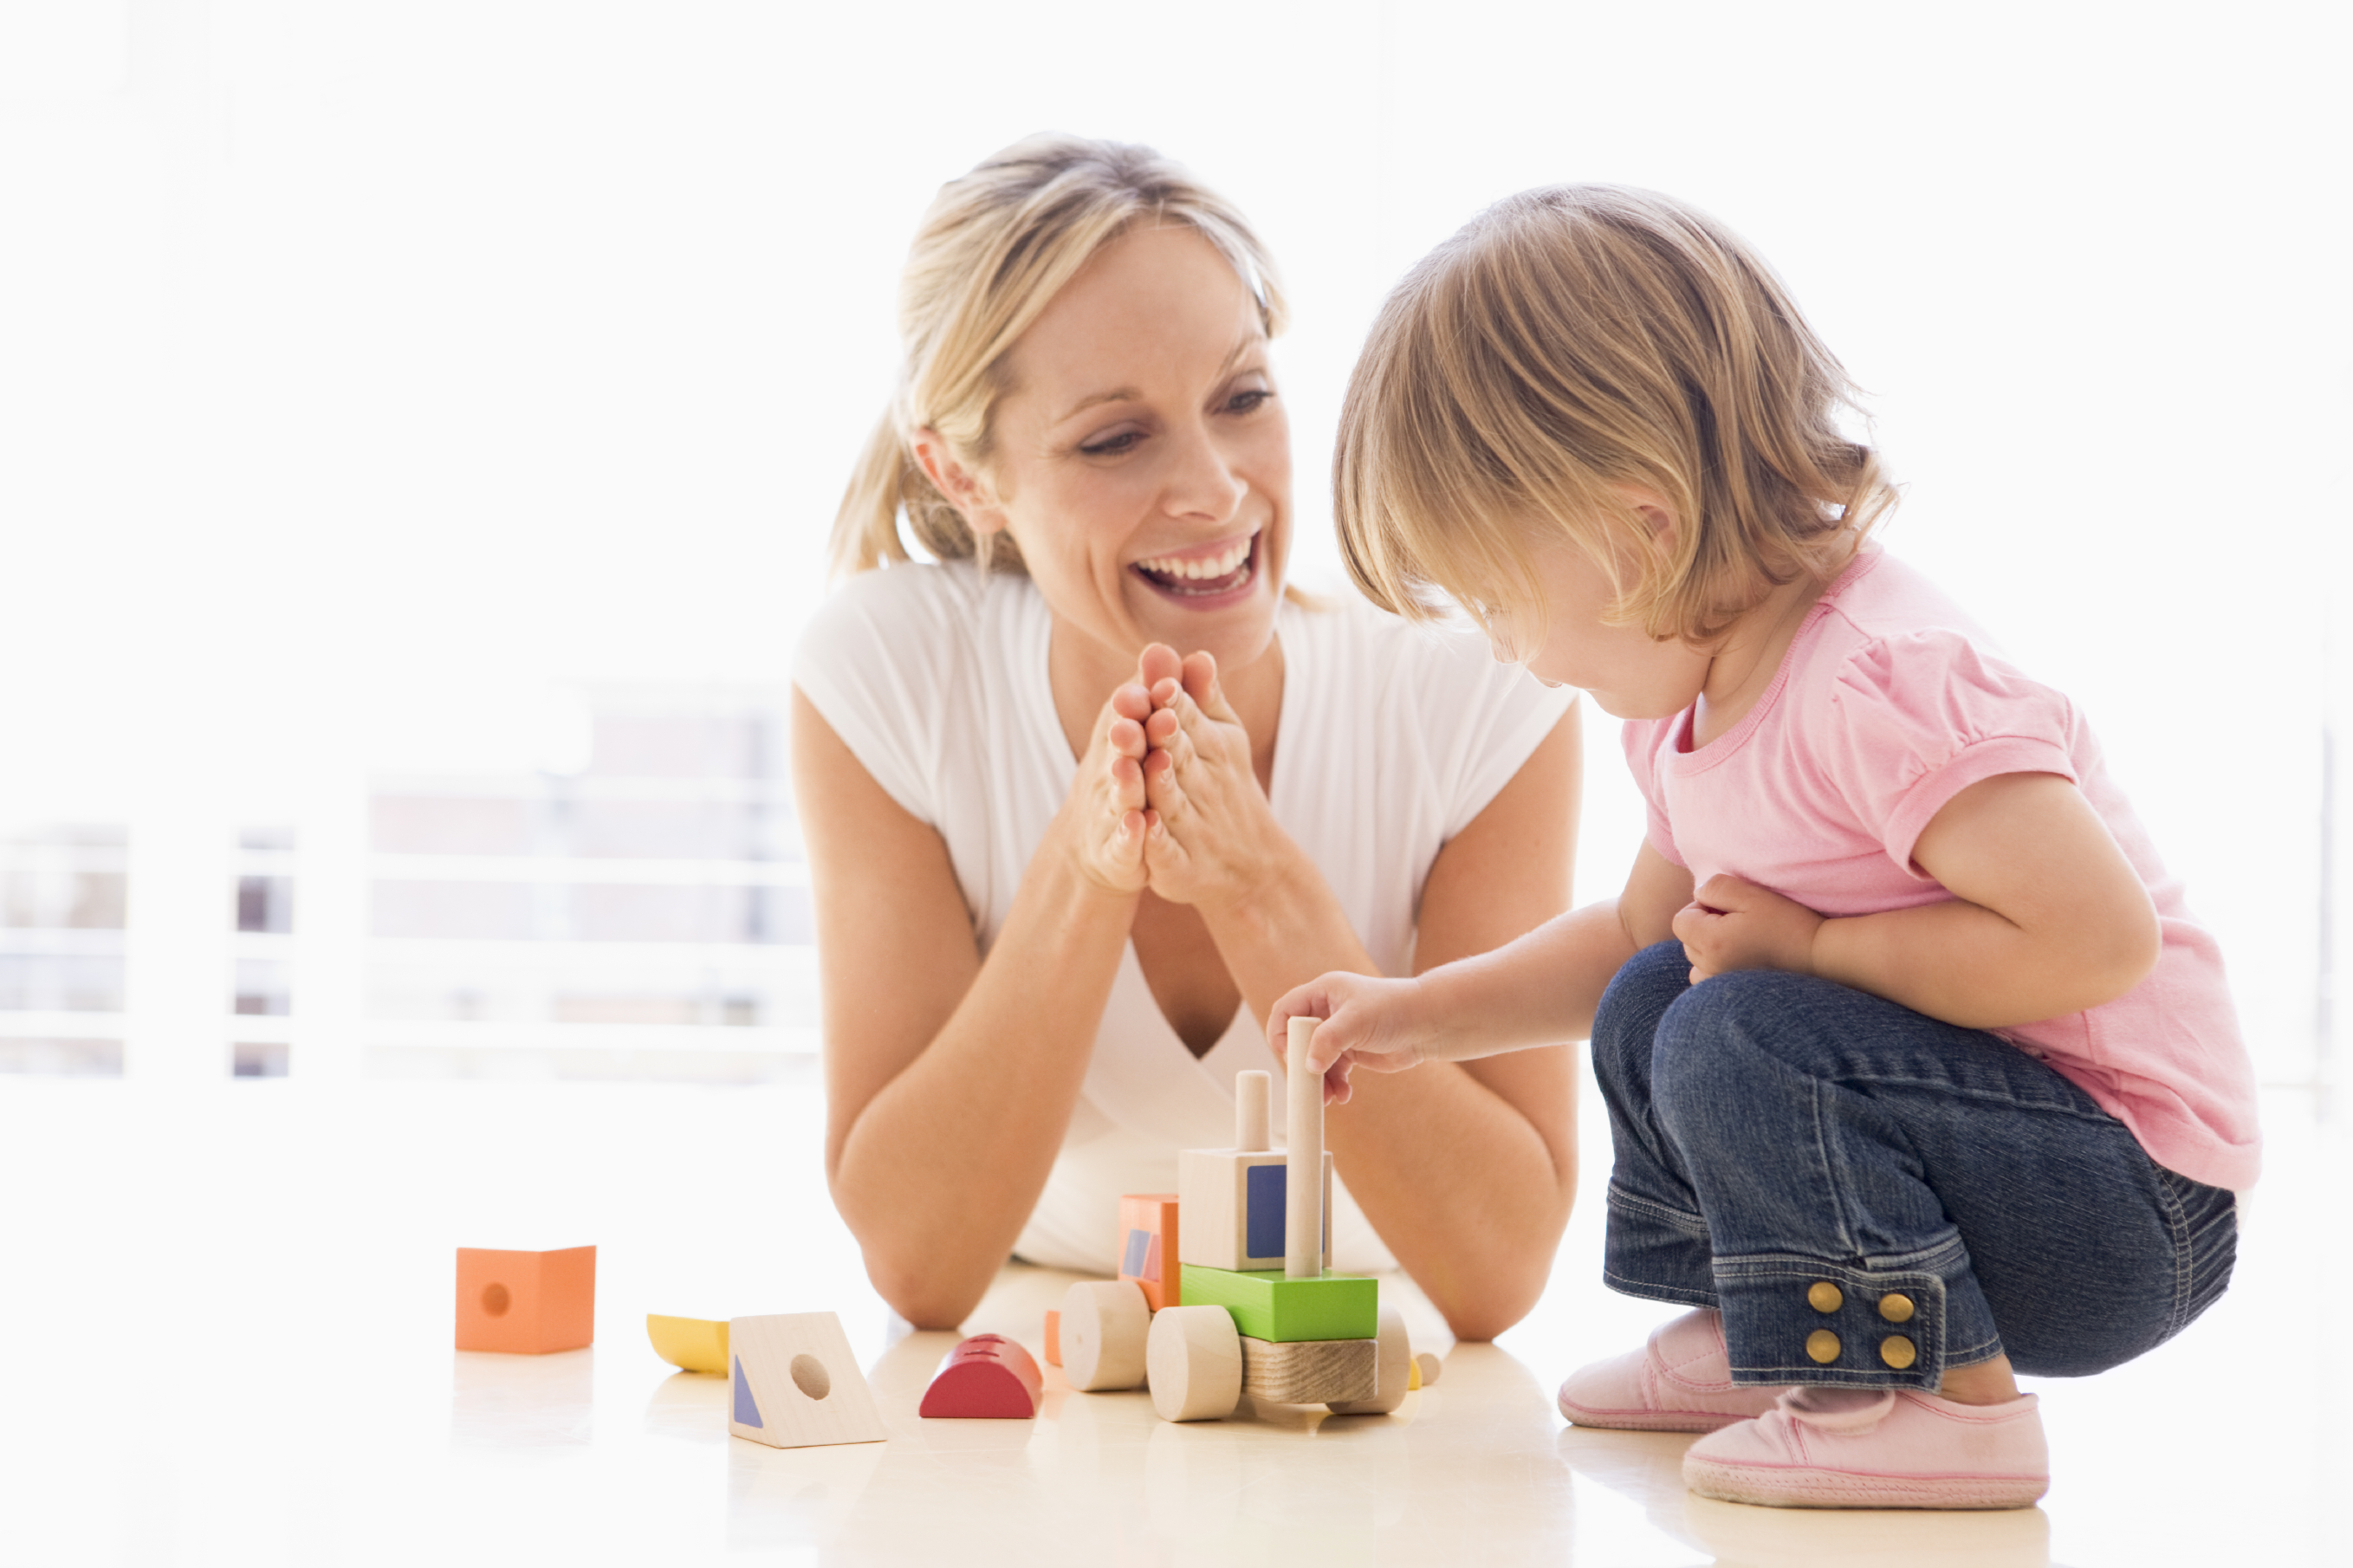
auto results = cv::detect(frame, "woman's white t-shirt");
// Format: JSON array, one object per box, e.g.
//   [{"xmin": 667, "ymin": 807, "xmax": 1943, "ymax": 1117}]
[{"xmin": 794, "ymin": 562, "xmax": 1575, "ymax": 1273}]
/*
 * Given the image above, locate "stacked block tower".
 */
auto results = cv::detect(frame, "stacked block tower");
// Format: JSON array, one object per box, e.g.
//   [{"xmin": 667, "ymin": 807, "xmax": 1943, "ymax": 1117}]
[{"xmin": 1063, "ymin": 1018, "xmax": 1411, "ymax": 1421}]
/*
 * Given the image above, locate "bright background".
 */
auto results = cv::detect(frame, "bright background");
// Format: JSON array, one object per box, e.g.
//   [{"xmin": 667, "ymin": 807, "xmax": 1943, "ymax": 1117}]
[
  {"xmin": 3, "ymin": 6, "xmax": 2350, "ymax": 1565},
  {"xmin": 0, "ymin": 2, "xmax": 2345, "ymax": 1082}
]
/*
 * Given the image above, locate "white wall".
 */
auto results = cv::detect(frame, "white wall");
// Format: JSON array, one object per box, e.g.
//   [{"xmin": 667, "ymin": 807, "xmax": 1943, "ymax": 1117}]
[{"xmin": 1, "ymin": 0, "xmax": 2343, "ymax": 1079}]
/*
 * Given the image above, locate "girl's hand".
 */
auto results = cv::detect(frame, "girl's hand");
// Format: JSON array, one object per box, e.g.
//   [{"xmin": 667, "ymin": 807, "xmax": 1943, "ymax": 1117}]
[
  {"xmin": 1267, "ymin": 971, "xmax": 1436, "ymax": 1105},
  {"xmin": 1053, "ymin": 674, "xmax": 1157, "ymax": 896},
  {"xmin": 1671, "ymin": 874, "xmax": 1825, "ymax": 983},
  {"xmin": 1137, "ymin": 648, "xmax": 1296, "ymax": 912}
]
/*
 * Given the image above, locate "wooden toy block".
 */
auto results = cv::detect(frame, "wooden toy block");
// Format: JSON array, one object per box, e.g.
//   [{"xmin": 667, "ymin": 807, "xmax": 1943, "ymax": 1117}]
[
  {"xmin": 1043, "ymin": 1309, "xmax": 1060, "ymax": 1367},
  {"xmin": 1176, "ymin": 1148, "xmax": 1332, "ymax": 1273},
  {"xmin": 1286, "ymin": 1017, "xmax": 1323, "ymax": 1280},
  {"xmin": 1178, "ymin": 1264, "xmax": 1377, "ymax": 1343},
  {"xmin": 646, "ymin": 1313, "xmax": 729, "ymax": 1375},
  {"xmin": 919, "ymin": 1334, "xmax": 1043, "ymax": 1418},
  {"xmin": 1237, "ymin": 1335, "xmax": 1377, "ymax": 1405},
  {"xmin": 1117, "ymin": 1193, "xmax": 1182, "ymax": 1312},
  {"xmin": 1413, "ymin": 1351, "xmax": 1442, "ymax": 1389},
  {"xmin": 1146, "ymin": 1305, "xmax": 1242, "ymax": 1422},
  {"xmin": 1060, "ymin": 1279, "xmax": 1150, "ymax": 1390},
  {"xmin": 1328, "ymin": 1306, "xmax": 1411, "ymax": 1415},
  {"xmin": 1177, "ymin": 1063, "xmax": 1332, "ymax": 1273},
  {"xmin": 455, "ymin": 1246, "xmax": 595, "ymax": 1354},
  {"xmin": 727, "ymin": 1312, "xmax": 886, "ymax": 1449}
]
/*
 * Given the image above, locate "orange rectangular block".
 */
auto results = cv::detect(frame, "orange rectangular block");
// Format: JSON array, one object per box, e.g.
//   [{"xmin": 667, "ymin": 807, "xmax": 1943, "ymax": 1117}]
[
  {"xmin": 1117, "ymin": 1194, "xmax": 1180, "ymax": 1312},
  {"xmin": 1044, "ymin": 1308, "xmax": 1061, "ymax": 1366},
  {"xmin": 455, "ymin": 1246, "xmax": 595, "ymax": 1353}
]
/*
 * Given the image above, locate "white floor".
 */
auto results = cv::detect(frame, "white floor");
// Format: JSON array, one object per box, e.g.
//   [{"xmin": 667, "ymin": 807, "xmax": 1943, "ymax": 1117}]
[{"xmin": 0, "ymin": 1062, "xmax": 2338, "ymax": 1566}]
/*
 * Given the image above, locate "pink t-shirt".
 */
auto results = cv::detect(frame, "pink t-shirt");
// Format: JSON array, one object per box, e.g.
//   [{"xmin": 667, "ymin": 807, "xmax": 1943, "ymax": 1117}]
[{"xmin": 1624, "ymin": 550, "xmax": 2260, "ymax": 1191}]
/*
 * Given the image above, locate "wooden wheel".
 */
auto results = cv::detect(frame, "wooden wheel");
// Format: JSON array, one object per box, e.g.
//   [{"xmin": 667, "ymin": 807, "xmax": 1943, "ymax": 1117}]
[
  {"xmin": 1145, "ymin": 1305, "xmax": 1242, "ymax": 1422},
  {"xmin": 1060, "ymin": 1280, "xmax": 1150, "ymax": 1391}
]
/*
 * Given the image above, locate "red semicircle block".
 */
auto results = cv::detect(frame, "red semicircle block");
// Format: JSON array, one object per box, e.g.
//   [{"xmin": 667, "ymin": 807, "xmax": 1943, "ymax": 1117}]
[{"xmin": 918, "ymin": 1333, "xmax": 1044, "ymax": 1419}]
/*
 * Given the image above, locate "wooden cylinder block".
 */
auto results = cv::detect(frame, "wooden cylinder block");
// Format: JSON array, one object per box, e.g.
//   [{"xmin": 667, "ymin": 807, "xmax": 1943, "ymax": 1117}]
[
  {"xmin": 1146, "ymin": 1305, "xmax": 1242, "ymax": 1422},
  {"xmin": 1285, "ymin": 1017, "xmax": 1324, "ymax": 1281},
  {"xmin": 1060, "ymin": 1279, "xmax": 1150, "ymax": 1391},
  {"xmin": 1235, "ymin": 1068, "xmax": 1270, "ymax": 1153}
]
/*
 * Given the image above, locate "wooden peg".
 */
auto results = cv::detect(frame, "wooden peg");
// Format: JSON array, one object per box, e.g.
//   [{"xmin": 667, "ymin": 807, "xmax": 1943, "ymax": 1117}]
[
  {"xmin": 1235, "ymin": 1068, "xmax": 1270, "ymax": 1153},
  {"xmin": 1286, "ymin": 1017, "xmax": 1323, "ymax": 1281}
]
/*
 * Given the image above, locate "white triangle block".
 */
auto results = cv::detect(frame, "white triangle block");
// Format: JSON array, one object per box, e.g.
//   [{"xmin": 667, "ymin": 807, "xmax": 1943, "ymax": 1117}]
[{"xmin": 726, "ymin": 1312, "xmax": 886, "ymax": 1449}]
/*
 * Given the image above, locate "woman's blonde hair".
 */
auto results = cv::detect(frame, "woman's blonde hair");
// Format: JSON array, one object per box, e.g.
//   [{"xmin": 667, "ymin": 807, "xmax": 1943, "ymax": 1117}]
[
  {"xmin": 832, "ymin": 133, "xmax": 1288, "ymax": 578},
  {"xmin": 1333, "ymin": 185, "xmax": 1893, "ymax": 649}
]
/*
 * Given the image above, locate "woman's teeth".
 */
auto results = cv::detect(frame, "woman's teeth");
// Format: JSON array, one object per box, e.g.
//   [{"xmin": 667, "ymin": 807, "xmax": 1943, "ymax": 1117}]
[{"xmin": 1135, "ymin": 539, "xmax": 1253, "ymax": 582}]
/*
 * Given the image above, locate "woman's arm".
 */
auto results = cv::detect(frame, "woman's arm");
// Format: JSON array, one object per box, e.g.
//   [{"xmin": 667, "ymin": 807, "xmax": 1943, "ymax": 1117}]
[
  {"xmin": 1671, "ymin": 771, "xmax": 2161, "ymax": 1028},
  {"xmin": 794, "ymin": 684, "xmax": 1150, "ymax": 1328}
]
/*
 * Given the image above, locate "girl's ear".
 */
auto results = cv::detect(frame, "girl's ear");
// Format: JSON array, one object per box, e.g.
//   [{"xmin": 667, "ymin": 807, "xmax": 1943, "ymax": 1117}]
[
  {"xmin": 911, "ymin": 429, "xmax": 1009, "ymax": 535},
  {"xmin": 1612, "ymin": 483, "xmax": 1682, "ymax": 557}
]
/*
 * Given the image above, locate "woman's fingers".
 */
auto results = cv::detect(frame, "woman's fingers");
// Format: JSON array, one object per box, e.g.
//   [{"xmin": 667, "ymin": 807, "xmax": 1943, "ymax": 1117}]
[
  {"xmin": 1179, "ymin": 651, "xmax": 1237, "ymax": 724},
  {"xmin": 1137, "ymin": 643, "xmax": 1183, "ymax": 693},
  {"xmin": 1142, "ymin": 747, "xmax": 1190, "ymax": 820}
]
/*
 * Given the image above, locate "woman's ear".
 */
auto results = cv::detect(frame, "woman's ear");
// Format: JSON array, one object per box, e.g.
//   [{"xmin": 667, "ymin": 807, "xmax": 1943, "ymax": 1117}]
[{"xmin": 911, "ymin": 429, "xmax": 1008, "ymax": 535}]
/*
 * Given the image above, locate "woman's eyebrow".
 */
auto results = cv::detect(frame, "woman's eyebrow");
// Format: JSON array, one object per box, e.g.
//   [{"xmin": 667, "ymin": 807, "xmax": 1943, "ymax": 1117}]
[
  {"xmin": 1051, "ymin": 386, "xmax": 1144, "ymax": 424},
  {"xmin": 1047, "ymin": 332, "xmax": 1267, "ymax": 426}
]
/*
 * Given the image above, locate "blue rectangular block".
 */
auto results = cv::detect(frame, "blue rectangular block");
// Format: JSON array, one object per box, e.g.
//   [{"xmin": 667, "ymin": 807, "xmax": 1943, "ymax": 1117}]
[{"xmin": 1245, "ymin": 1163, "xmax": 1286, "ymax": 1259}]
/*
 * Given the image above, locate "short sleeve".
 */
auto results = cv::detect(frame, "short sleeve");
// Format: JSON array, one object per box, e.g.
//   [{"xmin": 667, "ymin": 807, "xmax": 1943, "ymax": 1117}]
[
  {"xmin": 1620, "ymin": 717, "xmax": 1687, "ymax": 866},
  {"xmin": 1403, "ymin": 627, "xmax": 1577, "ymax": 839},
  {"xmin": 1822, "ymin": 629, "xmax": 2080, "ymax": 871},
  {"xmin": 790, "ymin": 566, "xmax": 977, "ymax": 828}
]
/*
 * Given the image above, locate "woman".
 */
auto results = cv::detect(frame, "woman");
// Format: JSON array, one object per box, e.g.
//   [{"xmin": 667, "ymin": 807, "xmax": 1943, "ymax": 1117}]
[{"xmin": 792, "ymin": 135, "xmax": 1581, "ymax": 1338}]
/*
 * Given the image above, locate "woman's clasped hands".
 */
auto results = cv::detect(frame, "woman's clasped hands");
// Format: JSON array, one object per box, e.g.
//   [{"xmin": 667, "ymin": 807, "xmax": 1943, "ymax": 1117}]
[{"xmin": 1066, "ymin": 642, "xmax": 1284, "ymax": 911}]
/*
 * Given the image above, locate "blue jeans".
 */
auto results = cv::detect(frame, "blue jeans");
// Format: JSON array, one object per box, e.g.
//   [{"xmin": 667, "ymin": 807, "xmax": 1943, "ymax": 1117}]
[{"xmin": 1594, "ymin": 943, "xmax": 2237, "ymax": 1390}]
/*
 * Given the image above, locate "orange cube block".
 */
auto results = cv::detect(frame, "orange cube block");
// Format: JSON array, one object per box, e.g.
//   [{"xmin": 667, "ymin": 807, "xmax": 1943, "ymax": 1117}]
[
  {"xmin": 1118, "ymin": 1194, "xmax": 1180, "ymax": 1312},
  {"xmin": 455, "ymin": 1246, "xmax": 596, "ymax": 1353}
]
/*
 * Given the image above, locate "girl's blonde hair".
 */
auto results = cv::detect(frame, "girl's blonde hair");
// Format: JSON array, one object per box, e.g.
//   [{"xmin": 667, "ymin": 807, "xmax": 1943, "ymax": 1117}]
[
  {"xmin": 832, "ymin": 133, "xmax": 1288, "ymax": 578},
  {"xmin": 1333, "ymin": 185, "xmax": 1893, "ymax": 648}
]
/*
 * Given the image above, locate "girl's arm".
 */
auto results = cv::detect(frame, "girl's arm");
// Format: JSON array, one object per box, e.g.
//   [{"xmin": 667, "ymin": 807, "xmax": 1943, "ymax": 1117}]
[
  {"xmin": 1673, "ymin": 771, "xmax": 2161, "ymax": 1028},
  {"xmin": 793, "ymin": 685, "xmax": 1151, "ymax": 1330},
  {"xmin": 1276, "ymin": 839, "xmax": 1694, "ymax": 1086}
]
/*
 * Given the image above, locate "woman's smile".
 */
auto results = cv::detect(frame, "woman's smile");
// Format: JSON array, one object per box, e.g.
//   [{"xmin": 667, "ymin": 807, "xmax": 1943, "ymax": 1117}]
[{"xmin": 1131, "ymin": 530, "xmax": 1261, "ymax": 605}]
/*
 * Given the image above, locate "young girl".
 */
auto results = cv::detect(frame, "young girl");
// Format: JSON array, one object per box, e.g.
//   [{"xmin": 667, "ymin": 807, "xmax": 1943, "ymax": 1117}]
[{"xmin": 1269, "ymin": 185, "xmax": 2256, "ymax": 1510}]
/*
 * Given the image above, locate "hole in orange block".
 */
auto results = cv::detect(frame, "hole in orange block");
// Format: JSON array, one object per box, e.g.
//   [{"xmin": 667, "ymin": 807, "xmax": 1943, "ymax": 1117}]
[
  {"xmin": 790, "ymin": 1353, "xmax": 831, "ymax": 1400},
  {"xmin": 481, "ymin": 1282, "xmax": 510, "ymax": 1317}
]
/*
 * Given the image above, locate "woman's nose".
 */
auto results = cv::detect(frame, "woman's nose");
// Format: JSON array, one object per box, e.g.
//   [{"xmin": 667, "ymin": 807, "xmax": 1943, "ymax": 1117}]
[{"xmin": 1159, "ymin": 421, "xmax": 1247, "ymax": 522}]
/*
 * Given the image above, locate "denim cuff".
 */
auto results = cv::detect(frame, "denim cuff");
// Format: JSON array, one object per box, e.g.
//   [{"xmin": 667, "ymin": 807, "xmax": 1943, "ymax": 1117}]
[
  {"xmin": 1600, "ymin": 1182, "xmax": 1720, "ymax": 1309},
  {"xmin": 1713, "ymin": 1239, "xmax": 2005, "ymax": 1391}
]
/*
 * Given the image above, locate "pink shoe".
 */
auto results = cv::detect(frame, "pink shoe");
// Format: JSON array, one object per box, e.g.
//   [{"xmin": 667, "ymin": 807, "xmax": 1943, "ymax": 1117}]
[
  {"xmin": 1683, "ymin": 1386, "xmax": 2050, "ymax": 1509},
  {"xmin": 1557, "ymin": 1309, "xmax": 1788, "ymax": 1433}
]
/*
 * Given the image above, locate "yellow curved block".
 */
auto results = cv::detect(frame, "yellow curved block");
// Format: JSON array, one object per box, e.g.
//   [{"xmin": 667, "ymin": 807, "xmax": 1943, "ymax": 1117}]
[{"xmin": 647, "ymin": 1313, "xmax": 729, "ymax": 1375}]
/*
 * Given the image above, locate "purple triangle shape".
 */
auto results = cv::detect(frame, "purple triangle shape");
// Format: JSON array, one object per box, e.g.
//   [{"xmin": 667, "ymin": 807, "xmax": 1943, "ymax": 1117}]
[{"xmin": 732, "ymin": 1355, "xmax": 764, "ymax": 1428}]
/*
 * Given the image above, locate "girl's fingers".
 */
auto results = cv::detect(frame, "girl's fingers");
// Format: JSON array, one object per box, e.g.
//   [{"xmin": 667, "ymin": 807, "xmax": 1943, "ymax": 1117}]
[{"xmin": 1138, "ymin": 644, "xmax": 1183, "ymax": 692}]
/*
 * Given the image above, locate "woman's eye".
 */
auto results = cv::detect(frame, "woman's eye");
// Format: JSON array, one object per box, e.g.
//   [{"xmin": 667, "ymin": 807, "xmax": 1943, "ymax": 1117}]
[
  {"xmin": 1079, "ymin": 430, "xmax": 1144, "ymax": 457},
  {"xmin": 1225, "ymin": 388, "xmax": 1272, "ymax": 415}
]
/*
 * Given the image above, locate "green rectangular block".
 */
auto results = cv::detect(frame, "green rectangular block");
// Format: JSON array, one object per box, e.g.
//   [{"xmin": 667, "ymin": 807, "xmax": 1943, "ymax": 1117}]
[{"xmin": 1179, "ymin": 1265, "xmax": 1377, "ymax": 1343}]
